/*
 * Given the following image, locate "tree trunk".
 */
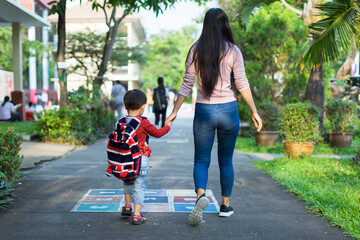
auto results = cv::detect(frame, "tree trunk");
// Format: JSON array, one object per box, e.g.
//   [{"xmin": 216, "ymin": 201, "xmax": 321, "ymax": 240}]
[
  {"xmin": 56, "ymin": 1, "xmax": 67, "ymax": 108},
  {"xmin": 95, "ymin": 8, "xmax": 128, "ymax": 86},
  {"xmin": 336, "ymin": 43, "xmax": 358, "ymax": 80},
  {"xmin": 305, "ymin": 66, "xmax": 324, "ymax": 131}
]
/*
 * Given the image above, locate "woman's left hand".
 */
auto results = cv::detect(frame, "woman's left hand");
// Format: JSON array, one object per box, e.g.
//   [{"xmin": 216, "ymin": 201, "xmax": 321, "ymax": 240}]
[{"xmin": 252, "ymin": 112, "xmax": 262, "ymax": 132}]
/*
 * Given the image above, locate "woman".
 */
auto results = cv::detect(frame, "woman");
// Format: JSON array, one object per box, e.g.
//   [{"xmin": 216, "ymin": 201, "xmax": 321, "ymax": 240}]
[
  {"xmin": 0, "ymin": 96, "xmax": 20, "ymax": 121},
  {"xmin": 153, "ymin": 77, "xmax": 168, "ymax": 127},
  {"xmin": 165, "ymin": 8, "xmax": 262, "ymax": 225}
]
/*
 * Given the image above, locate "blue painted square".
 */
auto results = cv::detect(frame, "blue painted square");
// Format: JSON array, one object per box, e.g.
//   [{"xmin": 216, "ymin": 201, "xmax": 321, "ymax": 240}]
[
  {"xmin": 173, "ymin": 203, "xmax": 218, "ymax": 212},
  {"xmin": 89, "ymin": 189, "xmax": 123, "ymax": 196},
  {"xmin": 144, "ymin": 196, "xmax": 169, "ymax": 203},
  {"xmin": 145, "ymin": 190, "xmax": 167, "ymax": 196},
  {"xmin": 74, "ymin": 203, "xmax": 120, "ymax": 212}
]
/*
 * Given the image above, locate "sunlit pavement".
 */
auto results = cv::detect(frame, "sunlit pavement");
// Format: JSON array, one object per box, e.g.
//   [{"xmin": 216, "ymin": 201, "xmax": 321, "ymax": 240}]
[{"xmin": 0, "ymin": 104, "xmax": 353, "ymax": 240}]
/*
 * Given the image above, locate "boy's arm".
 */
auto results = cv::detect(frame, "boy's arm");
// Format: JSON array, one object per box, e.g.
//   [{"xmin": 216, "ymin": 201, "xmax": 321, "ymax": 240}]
[{"xmin": 142, "ymin": 119, "xmax": 170, "ymax": 138}]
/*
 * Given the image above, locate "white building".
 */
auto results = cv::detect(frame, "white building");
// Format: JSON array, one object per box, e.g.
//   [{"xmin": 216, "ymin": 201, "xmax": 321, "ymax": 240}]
[{"xmin": 48, "ymin": 1, "xmax": 146, "ymax": 98}]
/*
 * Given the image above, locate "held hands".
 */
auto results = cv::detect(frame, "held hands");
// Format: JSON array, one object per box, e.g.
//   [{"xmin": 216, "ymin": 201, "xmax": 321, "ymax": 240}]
[
  {"xmin": 252, "ymin": 112, "xmax": 262, "ymax": 132},
  {"xmin": 165, "ymin": 112, "xmax": 177, "ymax": 127}
]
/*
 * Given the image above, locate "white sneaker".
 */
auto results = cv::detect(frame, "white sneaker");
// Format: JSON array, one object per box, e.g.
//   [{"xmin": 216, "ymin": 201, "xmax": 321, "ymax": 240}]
[{"xmin": 188, "ymin": 195, "xmax": 209, "ymax": 226}]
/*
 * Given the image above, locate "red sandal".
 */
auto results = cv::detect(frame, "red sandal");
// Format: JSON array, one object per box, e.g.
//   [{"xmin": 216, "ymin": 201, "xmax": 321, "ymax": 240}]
[
  {"xmin": 131, "ymin": 214, "xmax": 147, "ymax": 225},
  {"xmin": 121, "ymin": 204, "xmax": 132, "ymax": 216}
]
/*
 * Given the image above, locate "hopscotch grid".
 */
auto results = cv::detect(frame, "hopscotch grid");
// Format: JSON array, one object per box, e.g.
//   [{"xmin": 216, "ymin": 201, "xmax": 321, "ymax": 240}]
[{"xmin": 72, "ymin": 189, "xmax": 219, "ymax": 213}]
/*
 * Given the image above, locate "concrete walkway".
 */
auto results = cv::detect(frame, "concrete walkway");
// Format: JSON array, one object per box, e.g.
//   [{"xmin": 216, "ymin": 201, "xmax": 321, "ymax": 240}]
[{"xmin": 0, "ymin": 105, "xmax": 354, "ymax": 240}]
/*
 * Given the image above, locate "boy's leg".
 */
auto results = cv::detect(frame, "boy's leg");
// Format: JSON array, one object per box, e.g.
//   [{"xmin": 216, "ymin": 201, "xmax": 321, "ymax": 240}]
[
  {"xmin": 124, "ymin": 194, "xmax": 132, "ymax": 206},
  {"xmin": 122, "ymin": 180, "xmax": 134, "ymax": 216},
  {"xmin": 132, "ymin": 156, "xmax": 149, "ymax": 219}
]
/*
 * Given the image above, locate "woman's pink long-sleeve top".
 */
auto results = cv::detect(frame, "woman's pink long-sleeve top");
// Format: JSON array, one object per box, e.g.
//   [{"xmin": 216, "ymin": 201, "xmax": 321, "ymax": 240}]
[{"xmin": 178, "ymin": 43, "xmax": 250, "ymax": 104}]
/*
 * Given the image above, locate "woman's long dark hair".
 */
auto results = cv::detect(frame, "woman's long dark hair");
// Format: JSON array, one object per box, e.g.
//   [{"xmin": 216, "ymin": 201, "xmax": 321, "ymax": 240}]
[
  {"xmin": 2, "ymin": 96, "xmax": 9, "ymax": 107},
  {"xmin": 189, "ymin": 8, "xmax": 235, "ymax": 98}
]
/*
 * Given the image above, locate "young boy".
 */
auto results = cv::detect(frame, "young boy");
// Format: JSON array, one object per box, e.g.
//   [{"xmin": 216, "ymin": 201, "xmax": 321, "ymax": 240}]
[{"xmin": 120, "ymin": 89, "xmax": 171, "ymax": 225}]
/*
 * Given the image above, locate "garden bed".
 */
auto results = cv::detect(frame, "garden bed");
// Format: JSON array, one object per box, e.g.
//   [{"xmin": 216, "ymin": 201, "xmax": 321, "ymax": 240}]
[
  {"xmin": 255, "ymin": 156, "xmax": 360, "ymax": 239},
  {"xmin": 235, "ymin": 136, "xmax": 359, "ymax": 155}
]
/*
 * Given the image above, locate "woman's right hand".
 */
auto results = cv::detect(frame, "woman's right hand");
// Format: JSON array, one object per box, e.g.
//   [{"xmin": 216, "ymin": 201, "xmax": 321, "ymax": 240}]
[
  {"xmin": 252, "ymin": 112, "xmax": 262, "ymax": 132},
  {"xmin": 165, "ymin": 111, "xmax": 177, "ymax": 126}
]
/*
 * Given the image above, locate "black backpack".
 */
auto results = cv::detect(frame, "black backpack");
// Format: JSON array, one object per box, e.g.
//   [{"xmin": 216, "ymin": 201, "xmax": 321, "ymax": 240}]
[{"xmin": 153, "ymin": 87, "xmax": 167, "ymax": 111}]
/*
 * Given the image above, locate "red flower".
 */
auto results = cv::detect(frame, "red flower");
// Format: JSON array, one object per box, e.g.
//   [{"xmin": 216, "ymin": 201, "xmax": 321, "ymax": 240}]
[
  {"xmin": 6, "ymin": 163, "xmax": 10, "ymax": 167},
  {"xmin": 3, "ymin": 146, "xmax": 8, "ymax": 150}
]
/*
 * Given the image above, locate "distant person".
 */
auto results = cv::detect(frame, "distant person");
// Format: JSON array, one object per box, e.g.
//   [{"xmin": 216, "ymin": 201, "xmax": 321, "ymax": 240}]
[
  {"xmin": 116, "ymin": 89, "xmax": 172, "ymax": 225},
  {"xmin": 146, "ymin": 88, "xmax": 154, "ymax": 113},
  {"xmin": 153, "ymin": 77, "xmax": 168, "ymax": 127},
  {"xmin": 0, "ymin": 96, "xmax": 20, "ymax": 121},
  {"xmin": 41, "ymin": 90, "xmax": 48, "ymax": 109},
  {"xmin": 26, "ymin": 101, "xmax": 38, "ymax": 121},
  {"xmin": 110, "ymin": 80, "xmax": 126, "ymax": 117},
  {"xmin": 165, "ymin": 8, "xmax": 262, "ymax": 225}
]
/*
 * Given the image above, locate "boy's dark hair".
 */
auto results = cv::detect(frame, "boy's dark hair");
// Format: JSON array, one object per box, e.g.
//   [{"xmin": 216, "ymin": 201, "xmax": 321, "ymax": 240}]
[{"xmin": 124, "ymin": 89, "xmax": 147, "ymax": 110}]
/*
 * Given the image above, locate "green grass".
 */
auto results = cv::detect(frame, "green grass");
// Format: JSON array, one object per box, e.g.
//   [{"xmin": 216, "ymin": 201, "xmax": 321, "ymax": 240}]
[
  {"xmin": 0, "ymin": 121, "xmax": 37, "ymax": 135},
  {"xmin": 255, "ymin": 157, "xmax": 360, "ymax": 239},
  {"xmin": 235, "ymin": 137, "xmax": 360, "ymax": 155}
]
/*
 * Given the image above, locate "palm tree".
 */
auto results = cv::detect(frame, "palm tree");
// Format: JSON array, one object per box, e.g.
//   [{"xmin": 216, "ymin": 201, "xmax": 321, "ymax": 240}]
[
  {"xmin": 241, "ymin": 0, "xmax": 359, "ymax": 130},
  {"xmin": 302, "ymin": 0, "xmax": 359, "ymax": 80}
]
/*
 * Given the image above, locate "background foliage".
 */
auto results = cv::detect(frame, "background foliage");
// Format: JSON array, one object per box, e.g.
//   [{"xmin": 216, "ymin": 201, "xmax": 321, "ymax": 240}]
[{"xmin": 140, "ymin": 26, "xmax": 199, "ymax": 91}]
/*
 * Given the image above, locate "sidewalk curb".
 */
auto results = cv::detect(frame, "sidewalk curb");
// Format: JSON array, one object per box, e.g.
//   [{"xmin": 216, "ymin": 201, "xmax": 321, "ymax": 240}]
[
  {"xmin": 19, "ymin": 142, "xmax": 76, "ymax": 171},
  {"xmin": 237, "ymin": 150, "xmax": 355, "ymax": 161}
]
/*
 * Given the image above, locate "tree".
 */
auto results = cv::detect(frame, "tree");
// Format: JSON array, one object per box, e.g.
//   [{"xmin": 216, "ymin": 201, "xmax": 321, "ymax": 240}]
[
  {"xmin": 0, "ymin": 27, "xmax": 13, "ymax": 71},
  {"xmin": 240, "ymin": 0, "xmax": 328, "ymax": 130},
  {"xmin": 225, "ymin": 2, "xmax": 308, "ymax": 121},
  {"xmin": 49, "ymin": 0, "xmax": 205, "ymax": 106},
  {"xmin": 49, "ymin": 0, "xmax": 68, "ymax": 108},
  {"xmin": 140, "ymin": 26, "xmax": 199, "ymax": 91},
  {"xmin": 302, "ymin": 0, "xmax": 359, "ymax": 81},
  {"xmin": 88, "ymin": 0, "xmax": 204, "ymax": 86},
  {"xmin": 66, "ymin": 29, "xmax": 145, "ymax": 82}
]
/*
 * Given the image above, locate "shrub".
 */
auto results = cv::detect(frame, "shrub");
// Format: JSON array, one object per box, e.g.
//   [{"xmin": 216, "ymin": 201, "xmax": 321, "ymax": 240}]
[
  {"xmin": 0, "ymin": 128, "xmax": 23, "ymax": 180},
  {"xmin": 257, "ymin": 102, "xmax": 280, "ymax": 131},
  {"xmin": 0, "ymin": 180, "xmax": 15, "ymax": 211},
  {"xmin": 90, "ymin": 107, "xmax": 115, "ymax": 137},
  {"xmin": 37, "ymin": 107, "xmax": 116, "ymax": 145},
  {"xmin": 281, "ymin": 102, "xmax": 320, "ymax": 143},
  {"xmin": 325, "ymin": 99, "xmax": 358, "ymax": 132},
  {"xmin": 37, "ymin": 107, "xmax": 96, "ymax": 145}
]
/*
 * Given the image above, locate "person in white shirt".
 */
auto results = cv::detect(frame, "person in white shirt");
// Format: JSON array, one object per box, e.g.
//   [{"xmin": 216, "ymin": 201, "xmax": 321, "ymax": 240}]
[
  {"xmin": 0, "ymin": 96, "xmax": 20, "ymax": 121},
  {"xmin": 41, "ymin": 91, "xmax": 48, "ymax": 109},
  {"xmin": 110, "ymin": 80, "xmax": 126, "ymax": 117}
]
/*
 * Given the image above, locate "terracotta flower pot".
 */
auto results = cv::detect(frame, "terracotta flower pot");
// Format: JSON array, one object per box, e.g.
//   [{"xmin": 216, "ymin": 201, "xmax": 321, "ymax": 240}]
[
  {"xmin": 328, "ymin": 132, "xmax": 353, "ymax": 148},
  {"xmin": 283, "ymin": 141, "xmax": 314, "ymax": 158},
  {"xmin": 254, "ymin": 131, "xmax": 279, "ymax": 146}
]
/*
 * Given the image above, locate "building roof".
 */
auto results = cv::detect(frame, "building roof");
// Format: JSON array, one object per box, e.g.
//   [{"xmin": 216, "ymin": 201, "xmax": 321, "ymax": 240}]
[{"xmin": 0, "ymin": 0, "xmax": 49, "ymax": 27}]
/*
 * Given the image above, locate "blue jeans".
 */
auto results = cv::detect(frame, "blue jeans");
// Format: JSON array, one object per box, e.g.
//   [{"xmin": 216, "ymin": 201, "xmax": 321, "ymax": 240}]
[
  {"xmin": 193, "ymin": 101, "xmax": 240, "ymax": 197},
  {"xmin": 123, "ymin": 156, "xmax": 149, "ymax": 204}
]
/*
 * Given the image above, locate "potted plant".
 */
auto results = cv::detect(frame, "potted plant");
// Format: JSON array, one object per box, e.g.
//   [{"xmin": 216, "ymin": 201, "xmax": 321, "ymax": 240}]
[
  {"xmin": 325, "ymin": 99, "xmax": 357, "ymax": 148},
  {"xmin": 281, "ymin": 102, "xmax": 320, "ymax": 158},
  {"xmin": 255, "ymin": 102, "xmax": 280, "ymax": 146}
]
